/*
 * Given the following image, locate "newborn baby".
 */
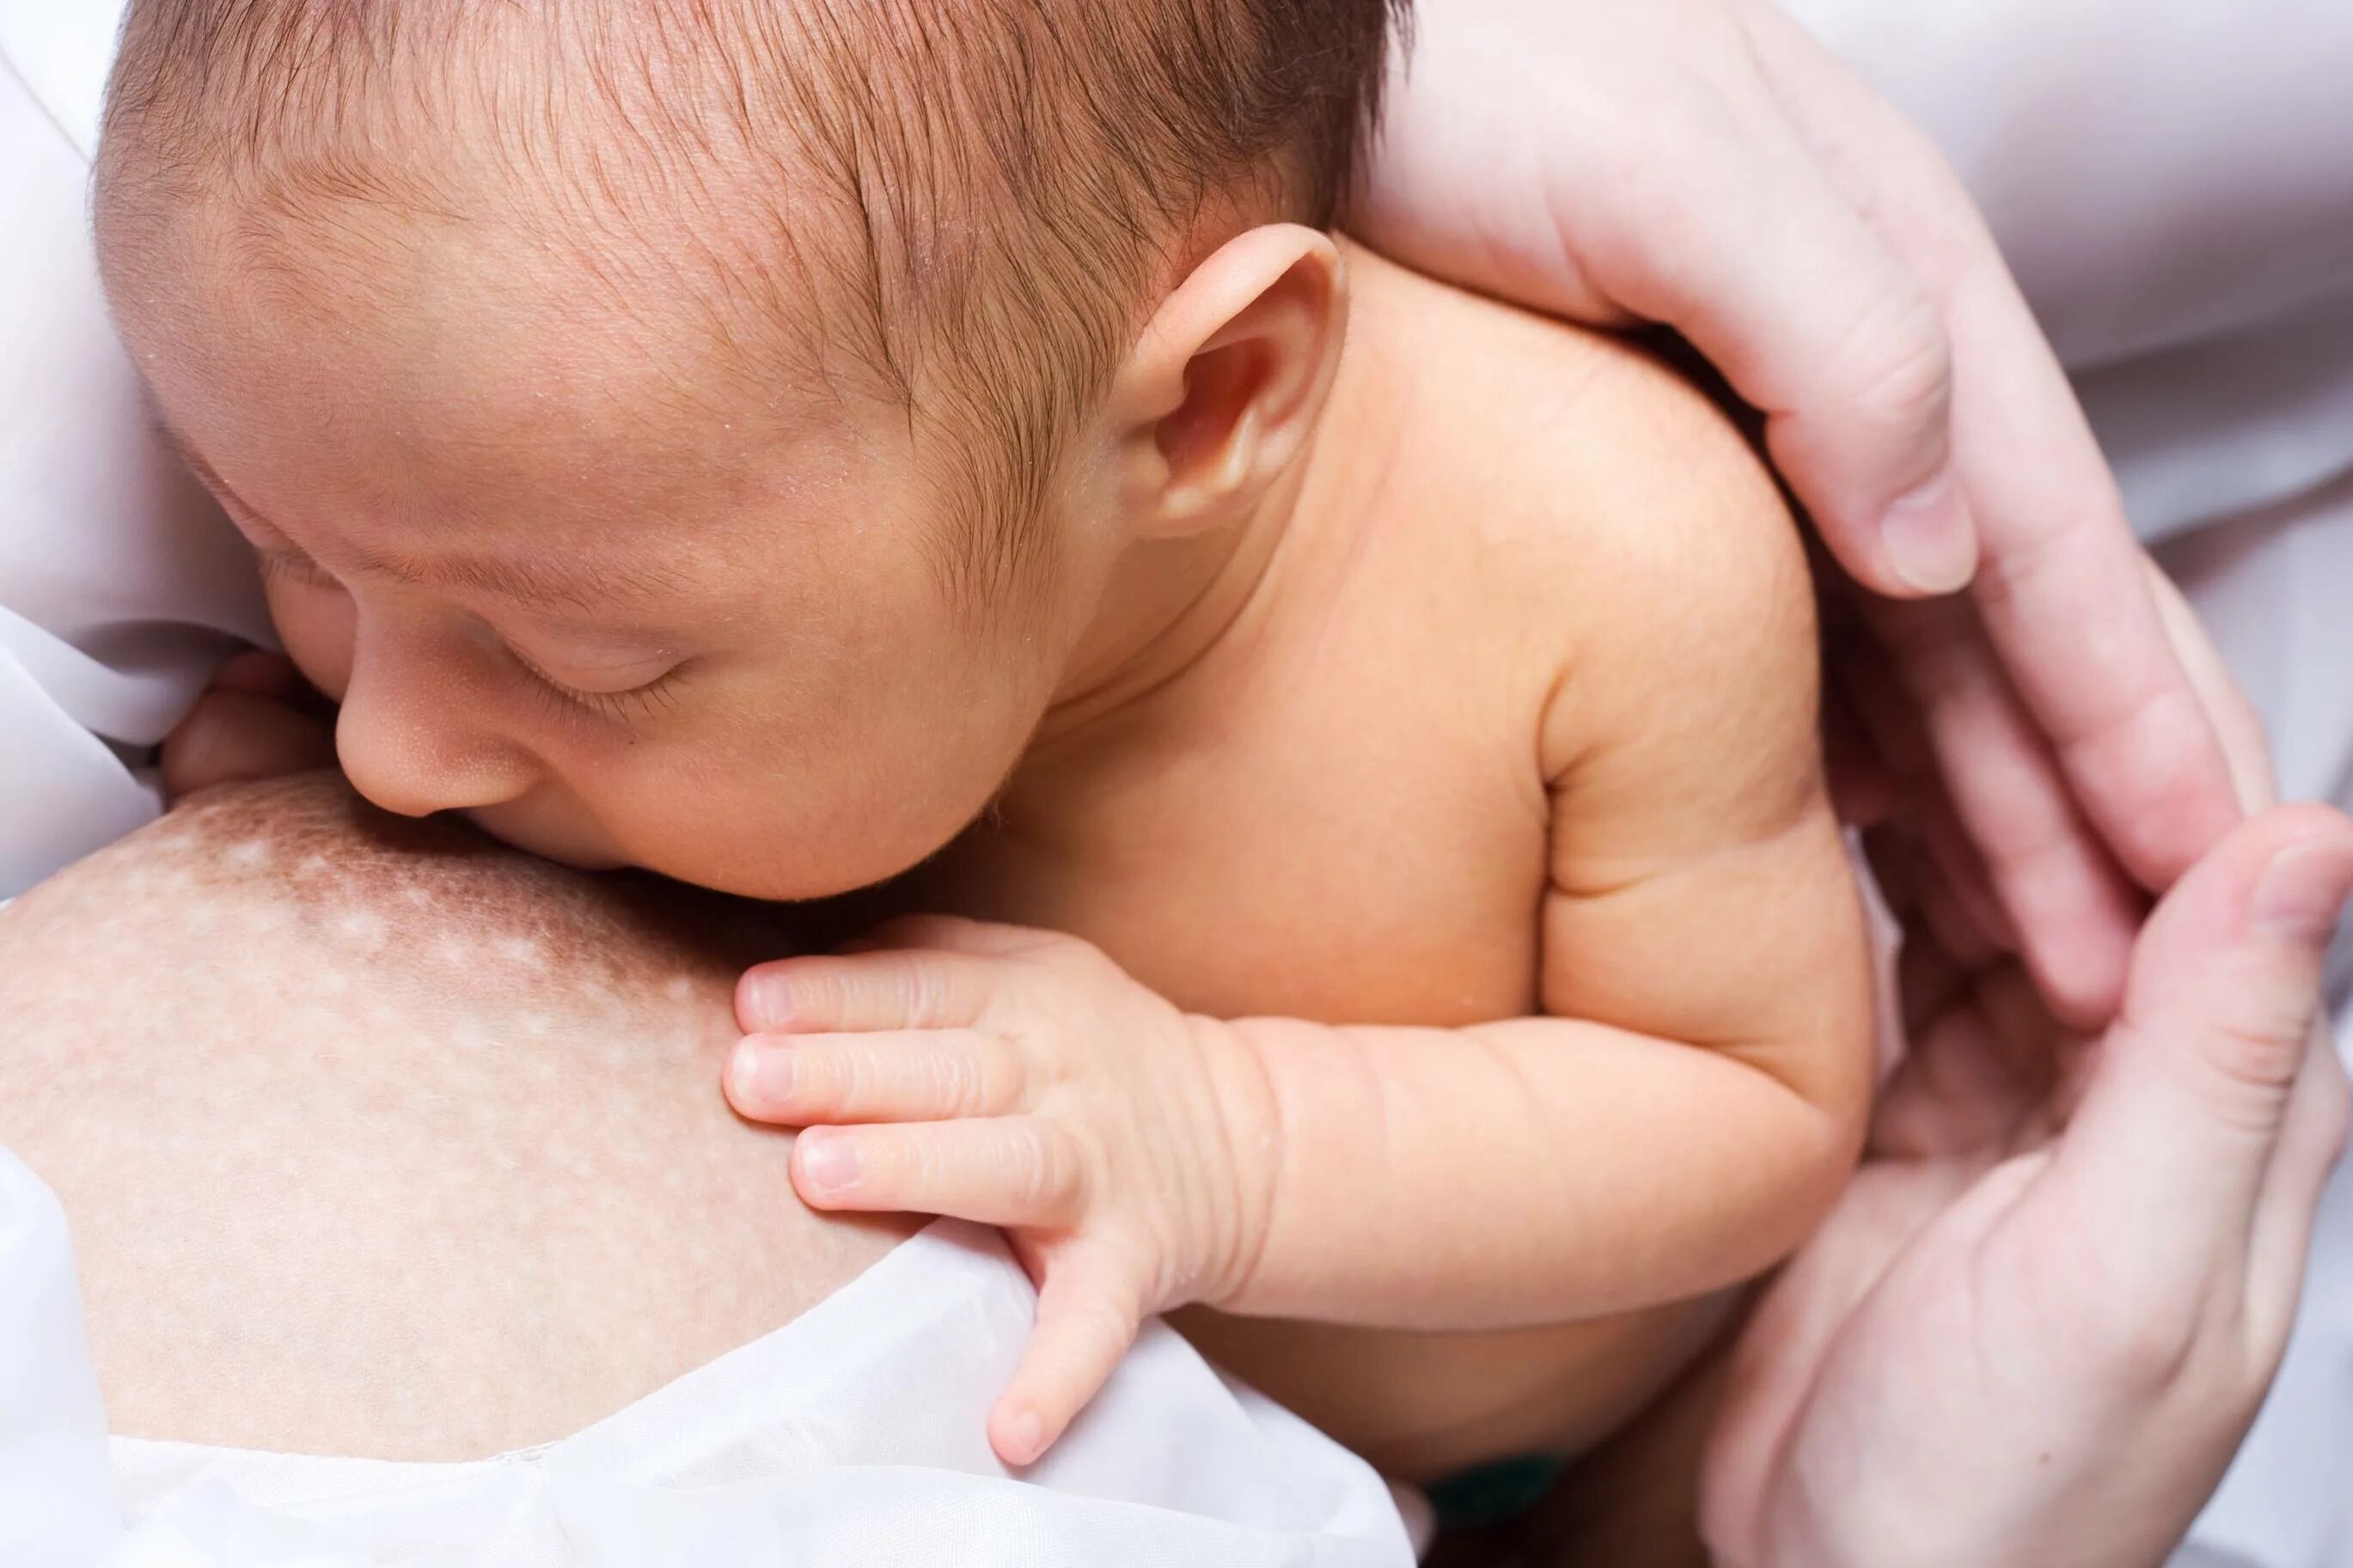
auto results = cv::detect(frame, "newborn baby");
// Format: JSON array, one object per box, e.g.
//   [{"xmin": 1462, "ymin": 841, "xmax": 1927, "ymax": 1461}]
[{"xmin": 95, "ymin": 0, "xmax": 1872, "ymax": 1488}]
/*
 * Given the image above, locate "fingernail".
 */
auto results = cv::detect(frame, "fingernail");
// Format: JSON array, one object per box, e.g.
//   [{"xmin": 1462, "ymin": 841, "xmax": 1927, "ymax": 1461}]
[
  {"xmin": 1005, "ymin": 1409, "xmax": 1045, "ymax": 1467},
  {"xmin": 730, "ymin": 1040, "xmax": 794, "ymax": 1107},
  {"xmin": 743, "ymin": 974, "xmax": 792, "ymax": 1030},
  {"xmin": 1879, "ymin": 473, "xmax": 1977, "ymax": 595},
  {"xmin": 798, "ymin": 1132, "xmax": 860, "ymax": 1193},
  {"xmin": 2250, "ymin": 837, "xmax": 2353, "ymax": 943}
]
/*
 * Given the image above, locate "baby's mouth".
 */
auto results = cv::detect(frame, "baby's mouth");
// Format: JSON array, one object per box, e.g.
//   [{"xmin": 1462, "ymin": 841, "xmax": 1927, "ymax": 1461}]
[{"xmin": 459, "ymin": 807, "xmax": 627, "ymax": 873}]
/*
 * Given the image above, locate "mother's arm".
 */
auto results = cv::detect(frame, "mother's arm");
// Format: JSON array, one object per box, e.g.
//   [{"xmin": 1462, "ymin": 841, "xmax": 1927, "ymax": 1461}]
[{"xmin": 0, "ymin": 773, "xmax": 915, "ymax": 1461}]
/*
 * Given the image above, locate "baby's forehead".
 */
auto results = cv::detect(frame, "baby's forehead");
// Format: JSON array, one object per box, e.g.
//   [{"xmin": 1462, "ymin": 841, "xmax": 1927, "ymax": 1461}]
[{"xmin": 101, "ymin": 2, "xmax": 901, "ymax": 417}]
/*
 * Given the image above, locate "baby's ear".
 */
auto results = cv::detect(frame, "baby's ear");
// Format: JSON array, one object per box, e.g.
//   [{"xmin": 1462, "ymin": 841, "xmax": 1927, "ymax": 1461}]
[{"xmin": 1107, "ymin": 225, "xmax": 1348, "ymax": 538}]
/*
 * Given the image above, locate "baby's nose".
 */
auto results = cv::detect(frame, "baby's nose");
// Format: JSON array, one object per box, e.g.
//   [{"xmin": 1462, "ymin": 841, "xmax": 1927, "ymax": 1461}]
[{"xmin": 334, "ymin": 692, "xmax": 535, "ymax": 820}]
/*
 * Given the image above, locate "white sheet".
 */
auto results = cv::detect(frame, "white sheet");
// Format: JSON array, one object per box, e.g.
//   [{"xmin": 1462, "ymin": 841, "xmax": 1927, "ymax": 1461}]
[
  {"xmin": 0, "ymin": 0, "xmax": 270, "ymax": 900},
  {"xmin": 0, "ymin": 1144, "xmax": 1411, "ymax": 1568}
]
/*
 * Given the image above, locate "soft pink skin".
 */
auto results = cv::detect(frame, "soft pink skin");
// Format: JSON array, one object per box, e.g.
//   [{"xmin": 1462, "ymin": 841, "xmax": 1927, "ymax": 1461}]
[{"xmin": 0, "ymin": 775, "xmax": 914, "ymax": 1460}]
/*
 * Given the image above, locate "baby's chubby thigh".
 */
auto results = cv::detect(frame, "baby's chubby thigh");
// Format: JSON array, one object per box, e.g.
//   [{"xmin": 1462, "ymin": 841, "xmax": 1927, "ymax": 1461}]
[{"xmin": 0, "ymin": 774, "xmax": 916, "ymax": 1461}]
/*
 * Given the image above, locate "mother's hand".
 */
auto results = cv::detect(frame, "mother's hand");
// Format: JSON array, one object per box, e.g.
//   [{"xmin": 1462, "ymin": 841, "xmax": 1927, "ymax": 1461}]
[
  {"xmin": 1698, "ymin": 796, "xmax": 2353, "ymax": 1568},
  {"xmin": 1356, "ymin": 0, "xmax": 2243, "ymax": 1023}
]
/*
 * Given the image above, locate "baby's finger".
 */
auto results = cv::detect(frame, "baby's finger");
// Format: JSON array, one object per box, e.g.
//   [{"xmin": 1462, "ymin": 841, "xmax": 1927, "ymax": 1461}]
[
  {"xmin": 791, "ymin": 1118, "xmax": 1085, "ymax": 1227},
  {"xmin": 858, "ymin": 914, "xmax": 1060, "ymax": 959},
  {"xmin": 989, "ymin": 1257, "xmax": 1146, "ymax": 1467},
  {"xmin": 737, "ymin": 949, "xmax": 999, "ymax": 1034},
  {"xmin": 726, "ymin": 1029, "xmax": 1027, "ymax": 1125}
]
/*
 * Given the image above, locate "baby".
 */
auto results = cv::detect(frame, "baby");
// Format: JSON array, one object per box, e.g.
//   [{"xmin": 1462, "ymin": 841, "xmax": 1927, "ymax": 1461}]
[{"xmin": 97, "ymin": 0, "xmax": 1873, "ymax": 1490}]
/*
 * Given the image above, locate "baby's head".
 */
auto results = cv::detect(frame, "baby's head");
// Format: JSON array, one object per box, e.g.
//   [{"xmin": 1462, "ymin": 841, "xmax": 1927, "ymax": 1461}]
[{"xmin": 96, "ymin": 0, "xmax": 1399, "ymax": 896}]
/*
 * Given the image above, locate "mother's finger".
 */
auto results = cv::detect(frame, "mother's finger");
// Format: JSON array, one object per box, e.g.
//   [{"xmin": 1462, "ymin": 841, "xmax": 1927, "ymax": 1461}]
[
  {"xmin": 1863, "ymin": 589, "xmax": 2141, "ymax": 1025},
  {"xmin": 2246, "ymin": 1017, "xmax": 2352, "ymax": 1360},
  {"xmin": 1739, "ymin": 0, "xmax": 2243, "ymax": 894},
  {"xmin": 2057, "ymin": 805, "xmax": 2353, "ymax": 1291}
]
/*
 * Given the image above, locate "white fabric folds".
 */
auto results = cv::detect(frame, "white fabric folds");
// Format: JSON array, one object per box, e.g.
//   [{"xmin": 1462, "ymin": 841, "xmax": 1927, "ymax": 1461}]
[{"xmin": 0, "ymin": 1148, "xmax": 1411, "ymax": 1567}]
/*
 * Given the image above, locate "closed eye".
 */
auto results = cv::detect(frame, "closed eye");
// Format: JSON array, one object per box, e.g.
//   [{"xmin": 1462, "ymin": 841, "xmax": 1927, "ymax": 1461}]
[
  {"xmin": 256, "ymin": 549, "xmax": 342, "ymax": 590},
  {"xmin": 503, "ymin": 643, "xmax": 688, "ymax": 725}
]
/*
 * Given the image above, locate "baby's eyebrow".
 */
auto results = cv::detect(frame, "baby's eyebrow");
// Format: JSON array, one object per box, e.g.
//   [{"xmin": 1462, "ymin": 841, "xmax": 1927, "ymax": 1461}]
[
  {"xmin": 384, "ymin": 549, "xmax": 688, "ymax": 613},
  {"xmin": 148, "ymin": 412, "xmax": 687, "ymax": 613}
]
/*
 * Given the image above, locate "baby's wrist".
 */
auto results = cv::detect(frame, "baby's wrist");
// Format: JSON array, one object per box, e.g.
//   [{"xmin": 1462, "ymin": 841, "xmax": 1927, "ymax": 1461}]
[{"xmin": 1183, "ymin": 1012, "xmax": 1287, "ymax": 1313}]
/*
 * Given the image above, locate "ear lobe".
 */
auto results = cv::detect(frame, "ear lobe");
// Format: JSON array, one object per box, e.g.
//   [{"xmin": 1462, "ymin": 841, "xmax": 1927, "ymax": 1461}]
[{"xmin": 1111, "ymin": 225, "xmax": 1348, "ymax": 538}]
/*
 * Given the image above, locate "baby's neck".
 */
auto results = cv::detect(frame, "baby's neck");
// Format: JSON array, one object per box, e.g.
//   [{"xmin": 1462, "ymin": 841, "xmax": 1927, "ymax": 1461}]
[
  {"xmin": 1038, "ymin": 244, "xmax": 1390, "ymax": 743},
  {"xmin": 1036, "ymin": 461, "xmax": 1305, "ymax": 741}
]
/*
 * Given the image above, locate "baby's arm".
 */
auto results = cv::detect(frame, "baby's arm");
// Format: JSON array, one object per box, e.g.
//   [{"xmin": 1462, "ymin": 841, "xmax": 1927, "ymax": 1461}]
[
  {"xmin": 726, "ymin": 409, "xmax": 1873, "ymax": 1452},
  {"xmin": 1220, "ymin": 475, "xmax": 1875, "ymax": 1326}
]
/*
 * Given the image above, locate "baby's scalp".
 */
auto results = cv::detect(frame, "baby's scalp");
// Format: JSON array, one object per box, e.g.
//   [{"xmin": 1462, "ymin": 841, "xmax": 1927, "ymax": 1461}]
[{"xmin": 98, "ymin": 0, "xmax": 1405, "ymax": 583}]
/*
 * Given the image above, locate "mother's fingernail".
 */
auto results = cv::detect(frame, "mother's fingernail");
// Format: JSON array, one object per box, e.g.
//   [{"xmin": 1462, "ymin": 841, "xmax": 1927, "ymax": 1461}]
[
  {"xmin": 798, "ymin": 1132, "xmax": 861, "ymax": 1193},
  {"xmin": 1003, "ymin": 1408, "xmax": 1045, "ymax": 1467},
  {"xmin": 2250, "ymin": 837, "xmax": 2353, "ymax": 943},
  {"xmin": 1879, "ymin": 473, "xmax": 1977, "ymax": 595}
]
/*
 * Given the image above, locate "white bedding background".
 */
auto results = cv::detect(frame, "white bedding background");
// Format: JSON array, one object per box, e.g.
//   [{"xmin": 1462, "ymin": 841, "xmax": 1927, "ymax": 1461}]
[
  {"xmin": 0, "ymin": 1147, "xmax": 1413, "ymax": 1568},
  {"xmin": 2, "ymin": 1, "xmax": 2350, "ymax": 1563}
]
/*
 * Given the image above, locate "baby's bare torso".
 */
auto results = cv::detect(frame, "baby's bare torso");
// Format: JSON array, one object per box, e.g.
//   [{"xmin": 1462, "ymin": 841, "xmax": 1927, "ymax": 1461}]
[{"xmin": 912, "ymin": 249, "xmax": 1810, "ymax": 1475}]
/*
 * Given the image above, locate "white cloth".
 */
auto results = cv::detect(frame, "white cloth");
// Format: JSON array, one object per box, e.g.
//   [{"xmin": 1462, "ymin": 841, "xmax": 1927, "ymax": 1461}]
[
  {"xmin": 0, "ymin": 0, "xmax": 272, "ymax": 900},
  {"xmin": 0, "ymin": 1146, "xmax": 1410, "ymax": 1568}
]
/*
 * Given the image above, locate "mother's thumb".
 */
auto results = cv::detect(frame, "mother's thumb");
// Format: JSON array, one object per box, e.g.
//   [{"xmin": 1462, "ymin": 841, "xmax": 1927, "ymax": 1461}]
[{"xmin": 2062, "ymin": 805, "xmax": 2353, "ymax": 1233}]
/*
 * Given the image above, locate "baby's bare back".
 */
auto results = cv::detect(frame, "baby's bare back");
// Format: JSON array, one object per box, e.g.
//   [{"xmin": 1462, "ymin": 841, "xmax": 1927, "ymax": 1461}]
[{"xmin": 0, "ymin": 775, "xmax": 914, "ymax": 1460}]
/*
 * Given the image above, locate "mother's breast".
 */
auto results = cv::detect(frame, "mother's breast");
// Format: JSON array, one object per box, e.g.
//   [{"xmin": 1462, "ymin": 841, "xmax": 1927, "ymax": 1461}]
[{"xmin": 0, "ymin": 773, "xmax": 916, "ymax": 1461}]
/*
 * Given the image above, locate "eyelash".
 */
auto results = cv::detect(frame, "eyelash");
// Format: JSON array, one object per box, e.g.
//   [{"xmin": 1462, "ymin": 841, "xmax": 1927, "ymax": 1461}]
[
  {"xmin": 256, "ymin": 552, "xmax": 682, "ymax": 726},
  {"xmin": 255, "ymin": 550, "xmax": 335, "ymax": 590},
  {"xmin": 507, "ymin": 648, "xmax": 687, "ymax": 726}
]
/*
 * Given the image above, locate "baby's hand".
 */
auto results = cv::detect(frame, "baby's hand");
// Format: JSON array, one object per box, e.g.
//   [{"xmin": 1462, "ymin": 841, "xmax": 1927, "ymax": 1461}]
[
  {"xmin": 728, "ymin": 916, "xmax": 1274, "ymax": 1467},
  {"xmin": 162, "ymin": 652, "xmax": 337, "ymax": 800}
]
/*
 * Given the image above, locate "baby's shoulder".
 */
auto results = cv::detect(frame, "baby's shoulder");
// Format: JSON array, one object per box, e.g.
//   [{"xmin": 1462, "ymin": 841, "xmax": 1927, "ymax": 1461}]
[{"xmin": 1341, "ymin": 246, "xmax": 1815, "ymax": 697}]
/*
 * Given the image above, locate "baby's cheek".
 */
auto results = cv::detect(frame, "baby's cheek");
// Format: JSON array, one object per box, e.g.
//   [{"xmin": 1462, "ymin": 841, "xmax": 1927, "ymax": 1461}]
[{"xmin": 266, "ymin": 583, "xmax": 356, "ymax": 701}]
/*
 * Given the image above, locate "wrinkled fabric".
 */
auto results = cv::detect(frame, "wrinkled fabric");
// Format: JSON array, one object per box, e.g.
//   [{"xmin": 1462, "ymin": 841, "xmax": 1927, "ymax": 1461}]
[
  {"xmin": 0, "ymin": 1149, "xmax": 119, "ymax": 1568},
  {"xmin": 0, "ymin": 1144, "xmax": 1410, "ymax": 1567},
  {"xmin": 0, "ymin": 0, "xmax": 270, "ymax": 899}
]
